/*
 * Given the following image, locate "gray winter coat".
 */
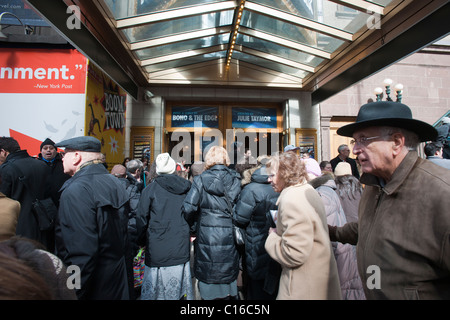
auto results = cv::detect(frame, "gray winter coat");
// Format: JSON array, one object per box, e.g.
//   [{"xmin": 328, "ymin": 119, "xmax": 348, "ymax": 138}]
[{"xmin": 311, "ymin": 175, "xmax": 365, "ymax": 300}]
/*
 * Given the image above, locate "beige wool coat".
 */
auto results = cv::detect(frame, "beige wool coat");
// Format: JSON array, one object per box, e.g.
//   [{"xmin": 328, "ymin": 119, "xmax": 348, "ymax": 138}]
[
  {"xmin": 0, "ymin": 192, "xmax": 20, "ymax": 241},
  {"xmin": 265, "ymin": 182, "xmax": 342, "ymax": 300}
]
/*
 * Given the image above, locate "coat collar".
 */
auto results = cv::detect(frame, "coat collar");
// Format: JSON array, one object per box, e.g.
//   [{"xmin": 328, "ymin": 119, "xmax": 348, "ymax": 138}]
[
  {"xmin": 5, "ymin": 150, "xmax": 30, "ymax": 162},
  {"xmin": 277, "ymin": 181, "xmax": 308, "ymax": 205},
  {"xmin": 360, "ymin": 151, "xmax": 419, "ymax": 195},
  {"xmin": 60, "ymin": 162, "xmax": 108, "ymax": 191}
]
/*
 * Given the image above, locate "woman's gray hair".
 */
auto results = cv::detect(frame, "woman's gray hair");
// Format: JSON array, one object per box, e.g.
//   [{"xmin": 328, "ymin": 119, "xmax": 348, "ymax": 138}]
[{"xmin": 335, "ymin": 175, "xmax": 363, "ymax": 200}]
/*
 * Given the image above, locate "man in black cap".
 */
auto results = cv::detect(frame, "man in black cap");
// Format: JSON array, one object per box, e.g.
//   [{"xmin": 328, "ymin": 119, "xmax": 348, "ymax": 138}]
[
  {"xmin": 328, "ymin": 101, "xmax": 450, "ymax": 299},
  {"xmin": 55, "ymin": 136, "xmax": 130, "ymax": 300},
  {"xmin": 37, "ymin": 138, "xmax": 70, "ymax": 207}
]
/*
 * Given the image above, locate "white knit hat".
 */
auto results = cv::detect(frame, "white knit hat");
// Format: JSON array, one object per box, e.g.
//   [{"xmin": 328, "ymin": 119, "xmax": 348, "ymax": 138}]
[
  {"xmin": 334, "ymin": 162, "xmax": 352, "ymax": 177},
  {"xmin": 156, "ymin": 153, "xmax": 176, "ymax": 175}
]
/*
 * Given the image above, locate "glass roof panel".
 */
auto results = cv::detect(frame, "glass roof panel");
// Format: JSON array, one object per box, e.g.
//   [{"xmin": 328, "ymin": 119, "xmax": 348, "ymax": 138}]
[
  {"xmin": 249, "ymin": 0, "xmax": 371, "ymax": 34},
  {"xmin": 145, "ymin": 51, "xmax": 227, "ymax": 73},
  {"xmin": 123, "ymin": 10, "xmax": 233, "ymax": 43},
  {"xmin": 232, "ymin": 51, "xmax": 309, "ymax": 79},
  {"xmin": 366, "ymin": 0, "xmax": 394, "ymax": 6},
  {"xmin": 104, "ymin": 0, "xmax": 225, "ymax": 19},
  {"xmin": 136, "ymin": 34, "xmax": 230, "ymax": 60},
  {"xmin": 235, "ymin": 34, "xmax": 324, "ymax": 67},
  {"xmin": 240, "ymin": 10, "xmax": 344, "ymax": 53}
]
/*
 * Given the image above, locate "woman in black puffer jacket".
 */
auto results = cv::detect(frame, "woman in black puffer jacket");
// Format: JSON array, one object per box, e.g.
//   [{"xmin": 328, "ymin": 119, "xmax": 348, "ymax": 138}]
[
  {"xmin": 234, "ymin": 163, "xmax": 280, "ymax": 300},
  {"xmin": 182, "ymin": 146, "xmax": 241, "ymax": 300}
]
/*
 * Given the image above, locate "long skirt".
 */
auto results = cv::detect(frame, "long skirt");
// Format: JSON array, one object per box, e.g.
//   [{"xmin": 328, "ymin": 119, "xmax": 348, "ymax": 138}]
[{"xmin": 141, "ymin": 261, "xmax": 194, "ymax": 300}]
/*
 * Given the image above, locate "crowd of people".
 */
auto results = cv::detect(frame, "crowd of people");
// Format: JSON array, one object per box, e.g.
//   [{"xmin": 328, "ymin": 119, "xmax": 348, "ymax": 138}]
[{"xmin": 0, "ymin": 101, "xmax": 449, "ymax": 300}]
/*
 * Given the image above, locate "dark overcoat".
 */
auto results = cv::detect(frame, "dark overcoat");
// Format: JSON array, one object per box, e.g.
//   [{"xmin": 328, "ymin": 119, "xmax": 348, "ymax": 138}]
[{"xmin": 55, "ymin": 163, "xmax": 130, "ymax": 300}]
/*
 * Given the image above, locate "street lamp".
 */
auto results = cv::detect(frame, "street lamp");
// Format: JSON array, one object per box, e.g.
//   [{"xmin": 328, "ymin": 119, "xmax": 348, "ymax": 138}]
[{"xmin": 373, "ymin": 79, "xmax": 403, "ymax": 103}]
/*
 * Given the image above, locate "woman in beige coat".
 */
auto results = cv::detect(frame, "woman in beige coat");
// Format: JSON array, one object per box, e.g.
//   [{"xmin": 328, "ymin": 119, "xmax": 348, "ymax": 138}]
[
  {"xmin": 265, "ymin": 152, "xmax": 341, "ymax": 300},
  {"xmin": 0, "ymin": 192, "xmax": 20, "ymax": 241}
]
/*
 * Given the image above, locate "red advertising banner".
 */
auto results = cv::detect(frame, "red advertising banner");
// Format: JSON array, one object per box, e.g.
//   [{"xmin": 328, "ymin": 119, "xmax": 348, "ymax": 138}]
[{"xmin": 0, "ymin": 48, "xmax": 87, "ymax": 93}]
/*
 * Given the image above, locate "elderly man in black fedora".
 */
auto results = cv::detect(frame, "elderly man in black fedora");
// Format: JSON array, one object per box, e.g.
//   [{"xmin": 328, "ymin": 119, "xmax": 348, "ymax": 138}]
[
  {"xmin": 328, "ymin": 101, "xmax": 450, "ymax": 300},
  {"xmin": 54, "ymin": 136, "xmax": 130, "ymax": 300}
]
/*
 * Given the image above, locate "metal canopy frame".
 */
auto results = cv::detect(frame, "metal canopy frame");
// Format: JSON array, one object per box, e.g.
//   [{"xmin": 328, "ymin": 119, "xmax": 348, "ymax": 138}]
[{"xmin": 26, "ymin": 0, "xmax": 449, "ymax": 101}]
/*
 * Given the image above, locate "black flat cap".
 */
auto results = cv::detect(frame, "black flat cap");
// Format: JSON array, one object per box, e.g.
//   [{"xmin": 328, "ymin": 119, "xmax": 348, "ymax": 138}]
[{"xmin": 55, "ymin": 136, "xmax": 101, "ymax": 152}]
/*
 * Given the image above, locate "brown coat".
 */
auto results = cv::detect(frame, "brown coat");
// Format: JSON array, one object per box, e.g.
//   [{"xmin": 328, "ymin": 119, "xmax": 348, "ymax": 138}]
[
  {"xmin": 265, "ymin": 182, "xmax": 342, "ymax": 300},
  {"xmin": 359, "ymin": 151, "xmax": 450, "ymax": 299},
  {"xmin": 0, "ymin": 192, "xmax": 20, "ymax": 241},
  {"xmin": 336, "ymin": 151, "xmax": 450, "ymax": 299}
]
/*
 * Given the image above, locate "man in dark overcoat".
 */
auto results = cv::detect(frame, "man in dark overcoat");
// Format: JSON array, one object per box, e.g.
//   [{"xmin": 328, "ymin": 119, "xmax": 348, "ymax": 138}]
[
  {"xmin": 55, "ymin": 136, "xmax": 130, "ymax": 300},
  {"xmin": 0, "ymin": 137, "xmax": 51, "ymax": 249}
]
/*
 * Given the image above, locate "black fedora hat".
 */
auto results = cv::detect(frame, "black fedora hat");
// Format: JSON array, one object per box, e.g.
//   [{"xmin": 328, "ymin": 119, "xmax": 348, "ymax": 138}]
[{"xmin": 337, "ymin": 101, "xmax": 437, "ymax": 142}]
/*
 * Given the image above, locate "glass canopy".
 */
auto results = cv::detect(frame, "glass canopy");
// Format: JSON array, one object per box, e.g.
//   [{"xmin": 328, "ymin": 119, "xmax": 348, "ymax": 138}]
[{"xmin": 101, "ymin": 0, "xmax": 395, "ymax": 87}]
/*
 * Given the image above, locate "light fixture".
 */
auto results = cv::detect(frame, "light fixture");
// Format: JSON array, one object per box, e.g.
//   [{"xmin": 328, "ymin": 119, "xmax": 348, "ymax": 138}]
[
  {"xmin": 226, "ymin": 0, "xmax": 246, "ymax": 69},
  {"xmin": 383, "ymin": 78, "xmax": 393, "ymax": 101},
  {"xmin": 143, "ymin": 89, "xmax": 154, "ymax": 102},
  {"xmin": 374, "ymin": 87, "xmax": 383, "ymax": 101},
  {"xmin": 0, "ymin": 12, "xmax": 33, "ymax": 39},
  {"xmin": 373, "ymin": 79, "xmax": 403, "ymax": 103},
  {"xmin": 394, "ymin": 83, "xmax": 403, "ymax": 102}
]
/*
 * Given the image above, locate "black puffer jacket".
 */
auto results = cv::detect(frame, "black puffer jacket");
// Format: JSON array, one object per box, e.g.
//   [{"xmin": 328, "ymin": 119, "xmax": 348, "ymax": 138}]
[
  {"xmin": 182, "ymin": 165, "xmax": 241, "ymax": 284},
  {"xmin": 136, "ymin": 174, "xmax": 191, "ymax": 268},
  {"xmin": 234, "ymin": 167, "xmax": 279, "ymax": 279}
]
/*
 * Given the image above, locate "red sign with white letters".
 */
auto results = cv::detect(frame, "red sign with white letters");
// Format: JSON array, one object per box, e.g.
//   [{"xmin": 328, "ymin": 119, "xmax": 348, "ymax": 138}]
[{"xmin": 0, "ymin": 48, "xmax": 87, "ymax": 93}]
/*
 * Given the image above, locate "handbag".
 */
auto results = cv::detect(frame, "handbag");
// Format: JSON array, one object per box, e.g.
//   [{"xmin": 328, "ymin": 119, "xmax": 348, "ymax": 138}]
[
  {"xmin": 31, "ymin": 197, "xmax": 58, "ymax": 231},
  {"xmin": 10, "ymin": 161, "xmax": 58, "ymax": 231},
  {"xmin": 223, "ymin": 187, "xmax": 245, "ymax": 247}
]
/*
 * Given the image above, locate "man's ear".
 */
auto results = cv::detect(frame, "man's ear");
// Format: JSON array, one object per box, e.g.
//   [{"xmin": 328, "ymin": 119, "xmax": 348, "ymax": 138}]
[
  {"xmin": 391, "ymin": 133, "xmax": 406, "ymax": 155},
  {"xmin": 72, "ymin": 152, "xmax": 82, "ymax": 166}
]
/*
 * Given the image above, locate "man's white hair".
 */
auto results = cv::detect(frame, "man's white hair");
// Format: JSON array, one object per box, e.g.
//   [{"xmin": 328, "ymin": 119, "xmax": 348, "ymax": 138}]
[
  {"xmin": 78, "ymin": 151, "xmax": 102, "ymax": 164},
  {"xmin": 378, "ymin": 126, "xmax": 420, "ymax": 150}
]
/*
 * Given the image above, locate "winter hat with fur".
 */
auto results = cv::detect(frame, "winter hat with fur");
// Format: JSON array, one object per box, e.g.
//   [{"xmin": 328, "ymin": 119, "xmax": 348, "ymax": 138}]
[{"xmin": 334, "ymin": 162, "xmax": 352, "ymax": 177}]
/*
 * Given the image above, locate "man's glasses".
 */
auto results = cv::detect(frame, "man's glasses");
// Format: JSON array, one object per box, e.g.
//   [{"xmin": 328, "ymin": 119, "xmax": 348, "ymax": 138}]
[{"xmin": 350, "ymin": 136, "xmax": 382, "ymax": 147}]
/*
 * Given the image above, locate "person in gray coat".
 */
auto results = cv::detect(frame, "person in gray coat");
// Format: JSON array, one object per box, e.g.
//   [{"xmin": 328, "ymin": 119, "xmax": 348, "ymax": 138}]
[{"xmin": 310, "ymin": 173, "xmax": 365, "ymax": 300}]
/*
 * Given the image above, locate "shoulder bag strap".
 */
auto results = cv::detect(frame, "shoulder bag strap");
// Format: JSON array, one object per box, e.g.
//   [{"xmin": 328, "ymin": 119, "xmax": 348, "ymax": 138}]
[
  {"xmin": 7, "ymin": 160, "xmax": 38, "ymax": 199},
  {"xmin": 222, "ymin": 185, "xmax": 233, "ymax": 217}
]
